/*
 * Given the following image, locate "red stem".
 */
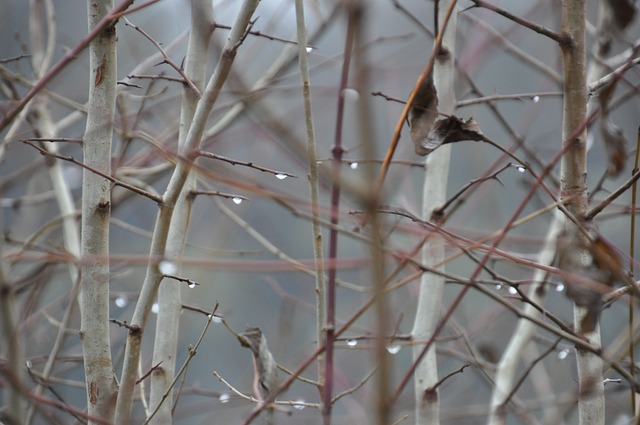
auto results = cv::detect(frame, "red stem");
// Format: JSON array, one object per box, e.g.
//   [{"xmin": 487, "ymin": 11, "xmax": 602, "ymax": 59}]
[
  {"xmin": 390, "ymin": 110, "xmax": 598, "ymax": 404},
  {"xmin": 322, "ymin": 9, "xmax": 357, "ymax": 425},
  {"xmin": 0, "ymin": 0, "xmax": 161, "ymax": 133}
]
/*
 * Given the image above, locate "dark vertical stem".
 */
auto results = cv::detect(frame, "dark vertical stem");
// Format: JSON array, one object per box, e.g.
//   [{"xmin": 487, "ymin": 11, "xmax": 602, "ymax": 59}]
[
  {"xmin": 349, "ymin": 3, "xmax": 389, "ymax": 421},
  {"xmin": 323, "ymin": 7, "xmax": 357, "ymax": 425}
]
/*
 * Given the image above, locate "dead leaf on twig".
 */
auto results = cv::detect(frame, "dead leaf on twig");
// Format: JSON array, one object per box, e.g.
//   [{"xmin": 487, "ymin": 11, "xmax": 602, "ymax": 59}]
[
  {"xmin": 557, "ymin": 231, "xmax": 621, "ymax": 333},
  {"xmin": 409, "ymin": 72, "xmax": 439, "ymax": 156},
  {"xmin": 417, "ymin": 115, "xmax": 485, "ymax": 155},
  {"xmin": 601, "ymin": 118, "xmax": 626, "ymax": 176},
  {"xmin": 605, "ymin": 0, "xmax": 636, "ymax": 32},
  {"xmin": 240, "ymin": 327, "xmax": 278, "ymax": 403}
]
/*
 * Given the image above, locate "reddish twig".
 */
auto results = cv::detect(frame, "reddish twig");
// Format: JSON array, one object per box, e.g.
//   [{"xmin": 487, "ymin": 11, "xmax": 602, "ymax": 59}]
[
  {"xmin": 389, "ymin": 109, "xmax": 601, "ymax": 406},
  {"xmin": 0, "ymin": 0, "xmax": 161, "ymax": 132},
  {"xmin": 375, "ymin": 0, "xmax": 457, "ymax": 192}
]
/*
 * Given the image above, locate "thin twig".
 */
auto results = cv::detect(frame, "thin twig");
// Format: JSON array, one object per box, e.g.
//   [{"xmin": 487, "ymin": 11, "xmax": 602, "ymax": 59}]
[
  {"xmin": 0, "ymin": 0, "xmax": 161, "ymax": 132},
  {"xmin": 144, "ymin": 304, "xmax": 219, "ymax": 424},
  {"xmin": 162, "ymin": 274, "xmax": 199, "ymax": 288},
  {"xmin": 502, "ymin": 339, "xmax": 561, "ymax": 406},
  {"xmin": 585, "ymin": 168, "xmax": 640, "ymax": 220},
  {"xmin": 23, "ymin": 141, "xmax": 163, "ymax": 204},
  {"xmin": 213, "ymin": 22, "xmax": 315, "ymax": 48},
  {"xmin": 20, "ymin": 137, "xmax": 83, "ymax": 144},
  {"xmin": 198, "ymin": 150, "xmax": 297, "ymax": 178},
  {"xmin": 429, "ymin": 363, "xmax": 470, "ymax": 392},
  {"xmin": 123, "ymin": 17, "xmax": 201, "ymax": 99},
  {"xmin": 190, "ymin": 190, "xmax": 249, "ymax": 202},
  {"xmin": 468, "ymin": 1, "xmax": 565, "ymax": 44},
  {"xmin": 136, "ymin": 362, "xmax": 163, "ymax": 385}
]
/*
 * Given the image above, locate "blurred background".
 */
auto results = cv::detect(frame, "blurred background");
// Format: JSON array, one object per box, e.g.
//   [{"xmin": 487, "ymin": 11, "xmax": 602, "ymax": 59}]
[{"xmin": 1, "ymin": 0, "xmax": 639, "ymax": 423}]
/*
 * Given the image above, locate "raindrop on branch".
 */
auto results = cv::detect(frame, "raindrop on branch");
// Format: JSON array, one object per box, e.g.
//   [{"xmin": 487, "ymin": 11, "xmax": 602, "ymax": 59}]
[
  {"xmin": 188, "ymin": 281, "xmax": 197, "ymax": 289},
  {"xmin": 532, "ymin": 95, "xmax": 540, "ymax": 103},
  {"xmin": 275, "ymin": 173, "xmax": 287, "ymax": 180},
  {"xmin": 386, "ymin": 345, "xmax": 401, "ymax": 354},
  {"xmin": 516, "ymin": 165, "xmax": 526, "ymax": 173},
  {"xmin": 557, "ymin": 349, "xmax": 569, "ymax": 360},
  {"xmin": 305, "ymin": 46, "xmax": 314, "ymax": 53},
  {"xmin": 555, "ymin": 283, "xmax": 565, "ymax": 292},
  {"xmin": 293, "ymin": 400, "xmax": 306, "ymax": 410},
  {"xmin": 151, "ymin": 303, "xmax": 159, "ymax": 314},
  {"xmin": 347, "ymin": 339, "xmax": 358, "ymax": 347},
  {"xmin": 219, "ymin": 393, "xmax": 230, "ymax": 403},
  {"xmin": 232, "ymin": 197, "xmax": 243, "ymax": 205},
  {"xmin": 350, "ymin": 162, "xmax": 358, "ymax": 170},
  {"xmin": 342, "ymin": 88, "xmax": 359, "ymax": 102}
]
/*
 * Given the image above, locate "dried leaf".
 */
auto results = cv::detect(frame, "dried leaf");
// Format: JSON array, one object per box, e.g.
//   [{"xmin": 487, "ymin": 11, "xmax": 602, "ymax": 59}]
[
  {"xmin": 601, "ymin": 118, "xmax": 626, "ymax": 176},
  {"xmin": 409, "ymin": 73, "xmax": 439, "ymax": 156},
  {"xmin": 606, "ymin": 0, "xmax": 636, "ymax": 30},
  {"xmin": 240, "ymin": 327, "xmax": 278, "ymax": 401},
  {"xmin": 419, "ymin": 116, "xmax": 484, "ymax": 155},
  {"xmin": 557, "ymin": 231, "xmax": 619, "ymax": 332},
  {"xmin": 590, "ymin": 235, "xmax": 623, "ymax": 280}
]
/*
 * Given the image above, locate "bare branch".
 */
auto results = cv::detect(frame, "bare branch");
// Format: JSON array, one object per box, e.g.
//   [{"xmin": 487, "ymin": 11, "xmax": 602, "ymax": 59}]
[{"xmin": 123, "ymin": 17, "xmax": 201, "ymax": 99}]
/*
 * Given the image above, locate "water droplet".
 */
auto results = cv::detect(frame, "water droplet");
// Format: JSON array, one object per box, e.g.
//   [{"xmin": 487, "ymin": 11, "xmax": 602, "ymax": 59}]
[
  {"xmin": 516, "ymin": 165, "xmax": 526, "ymax": 173},
  {"xmin": 188, "ymin": 281, "xmax": 197, "ymax": 289},
  {"xmin": 305, "ymin": 46, "xmax": 313, "ymax": 53},
  {"xmin": 115, "ymin": 296, "xmax": 129, "ymax": 308},
  {"xmin": 151, "ymin": 303, "xmax": 159, "ymax": 314},
  {"xmin": 508, "ymin": 286, "xmax": 518, "ymax": 295},
  {"xmin": 557, "ymin": 349, "xmax": 569, "ymax": 360},
  {"xmin": 293, "ymin": 399, "xmax": 305, "ymax": 410},
  {"xmin": 159, "ymin": 260, "xmax": 177, "ymax": 275},
  {"xmin": 25, "ymin": 360, "xmax": 32, "ymax": 368},
  {"xmin": 275, "ymin": 173, "xmax": 287, "ymax": 180},
  {"xmin": 342, "ymin": 88, "xmax": 359, "ymax": 102},
  {"xmin": 556, "ymin": 283, "xmax": 565, "ymax": 292},
  {"xmin": 232, "ymin": 197, "xmax": 243, "ymax": 205},
  {"xmin": 212, "ymin": 316, "xmax": 222, "ymax": 324},
  {"xmin": 386, "ymin": 344, "xmax": 401, "ymax": 354},
  {"xmin": 495, "ymin": 283, "xmax": 502, "ymax": 290},
  {"xmin": 532, "ymin": 95, "xmax": 540, "ymax": 103},
  {"xmin": 219, "ymin": 393, "xmax": 230, "ymax": 403},
  {"xmin": 347, "ymin": 339, "xmax": 358, "ymax": 347},
  {"xmin": 350, "ymin": 162, "xmax": 358, "ymax": 170}
]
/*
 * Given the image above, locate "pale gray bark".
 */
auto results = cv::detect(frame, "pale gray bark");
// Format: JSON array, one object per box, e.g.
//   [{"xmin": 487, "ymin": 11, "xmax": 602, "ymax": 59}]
[
  {"xmin": 114, "ymin": 1, "xmax": 260, "ymax": 422},
  {"xmin": 560, "ymin": 0, "xmax": 605, "ymax": 423},
  {"xmin": 148, "ymin": 1, "xmax": 213, "ymax": 423},
  {"xmin": 80, "ymin": 0, "xmax": 118, "ymax": 422},
  {"xmin": 487, "ymin": 211, "xmax": 563, "ymax": 425},
  {"xmin": 411, "ymin": 2, "xmax": 456, "ymax": 424},
  {"xmin": 294, "ymin": 0, "xmax": 326, "ymax": 391}
]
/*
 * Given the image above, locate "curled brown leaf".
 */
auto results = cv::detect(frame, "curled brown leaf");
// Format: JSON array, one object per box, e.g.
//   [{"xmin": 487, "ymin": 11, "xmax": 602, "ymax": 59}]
[
  {"xmin": 409, "ymin": 73, "xmax": 439, "ymax": 156},
  {"xmin": 419, "ymin": 116, "xmax": 485, "ymax": 155}
]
